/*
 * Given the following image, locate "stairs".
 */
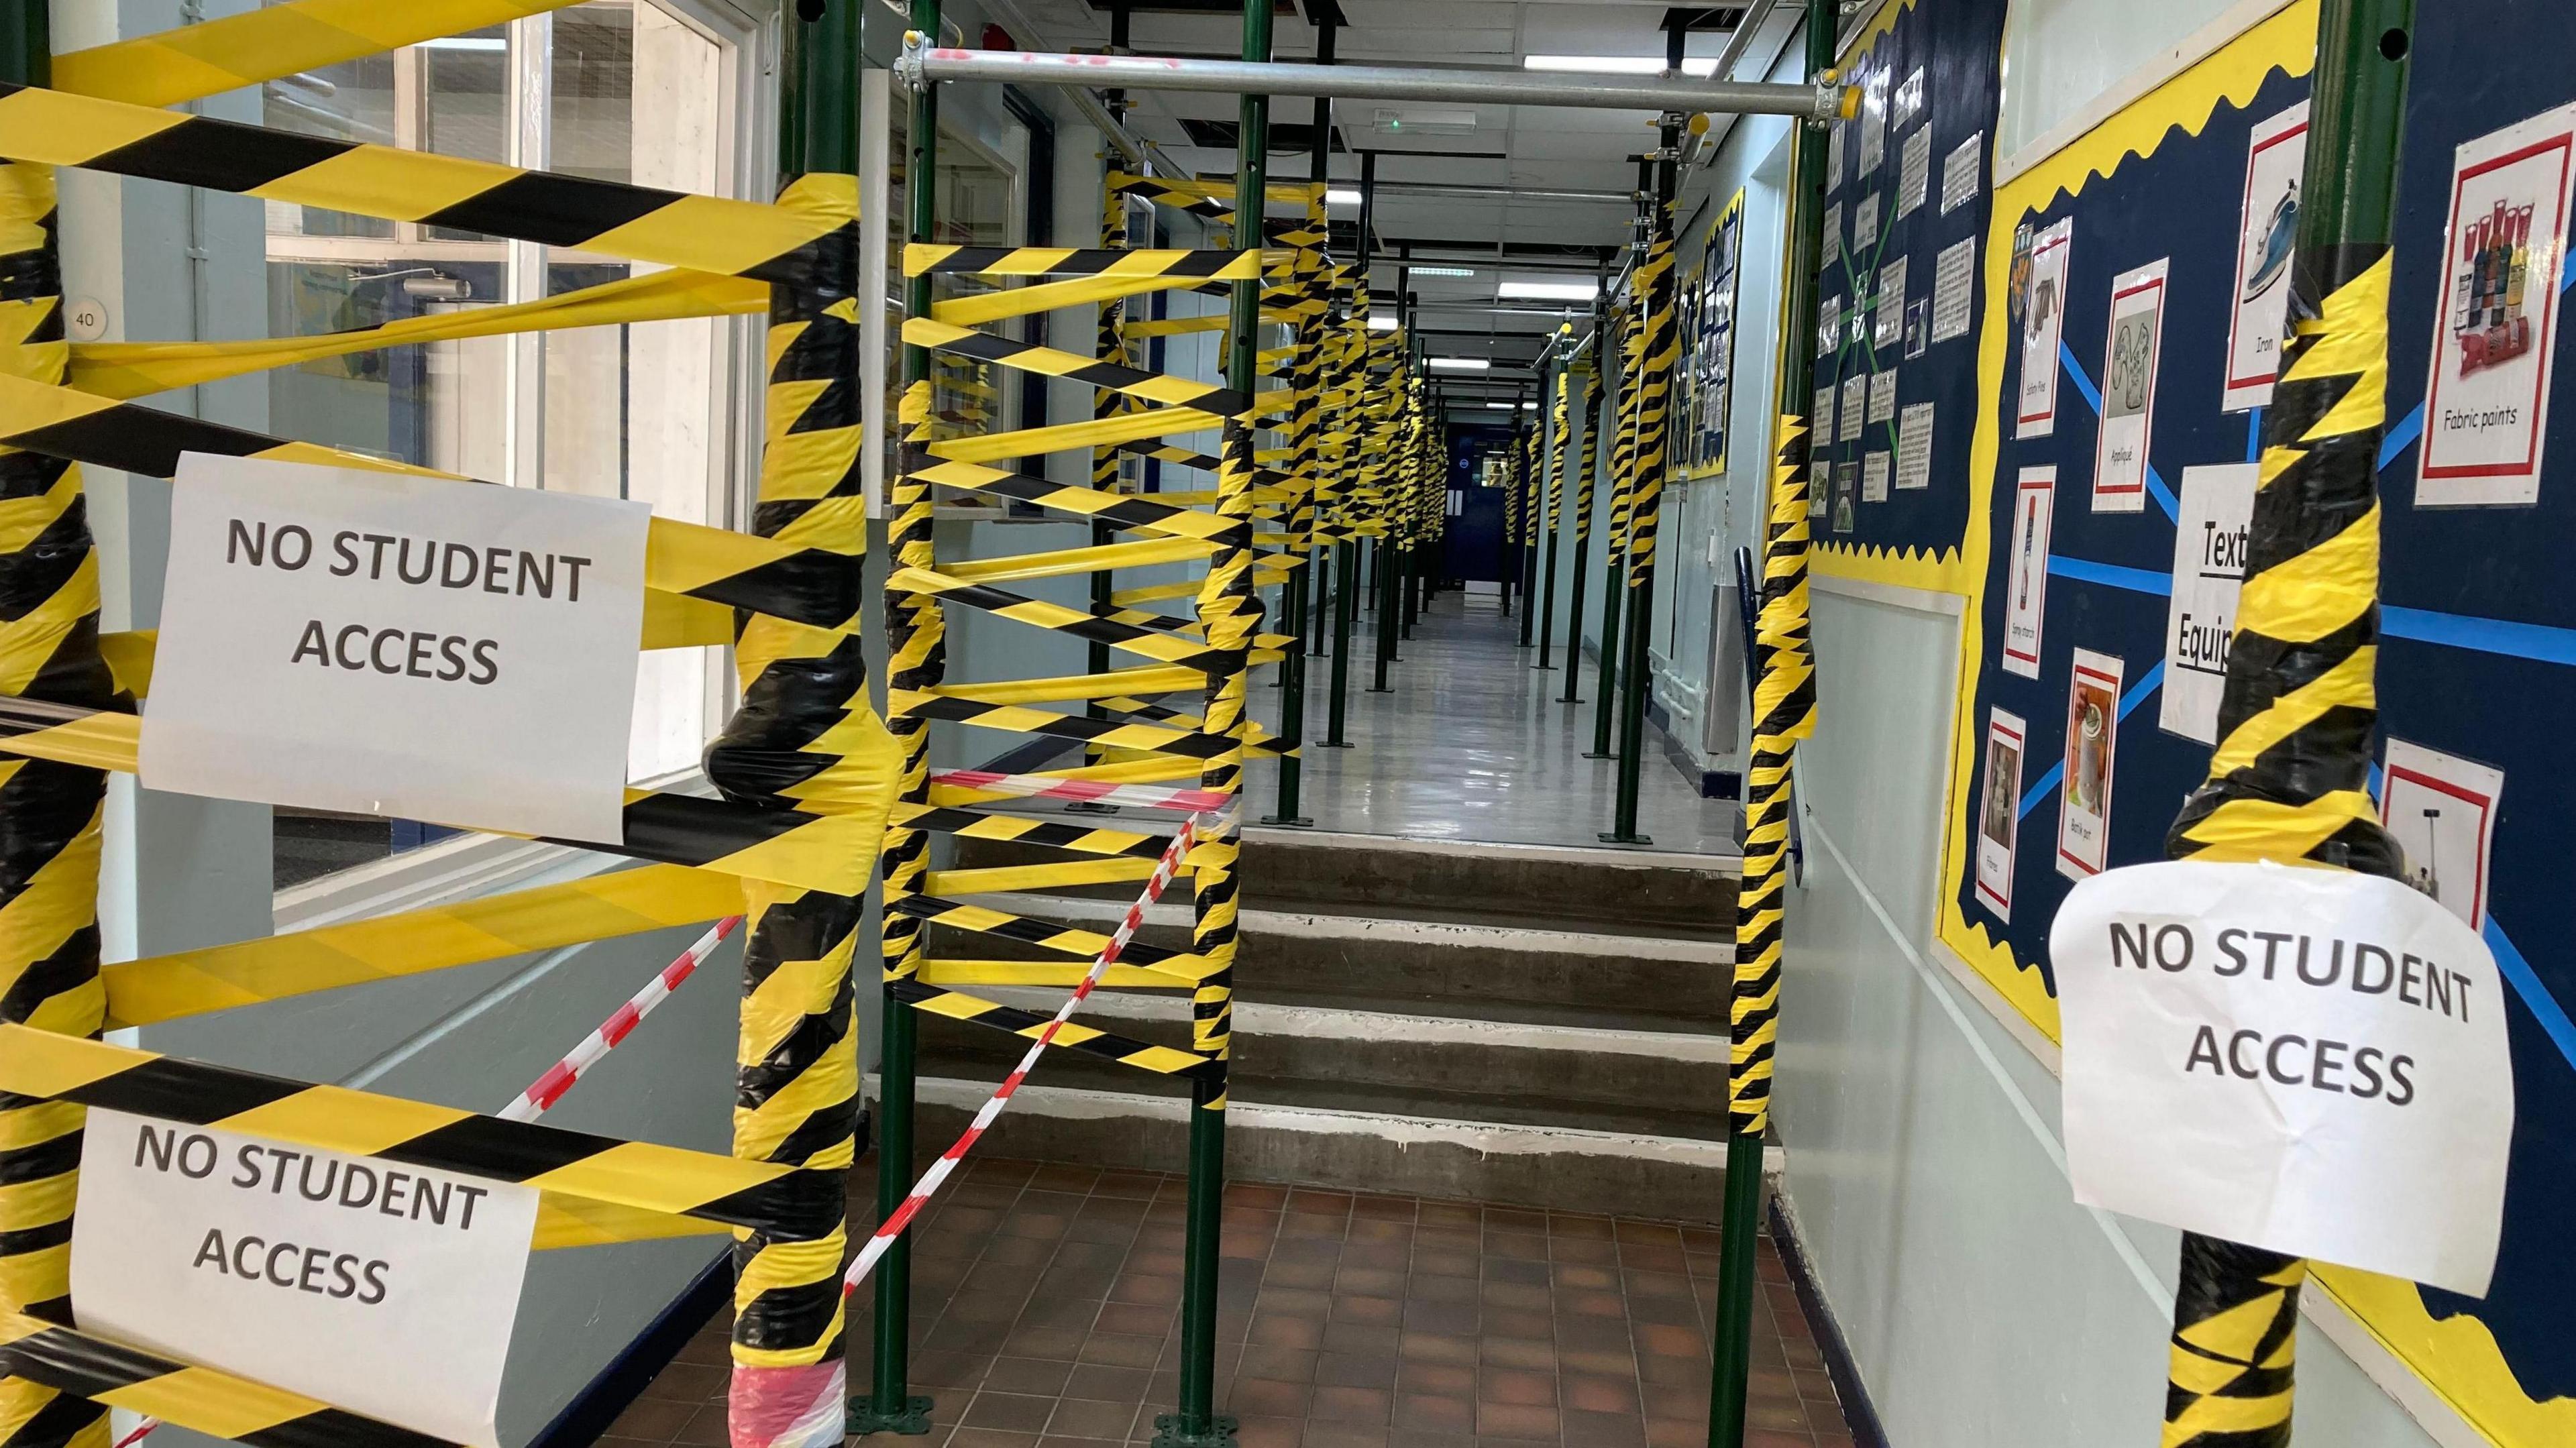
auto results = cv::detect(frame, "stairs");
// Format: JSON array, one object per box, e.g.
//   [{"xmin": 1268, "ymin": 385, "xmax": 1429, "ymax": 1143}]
[{"xmin": 871, "ymin": 827, "xmax": 1750, "ymax": 1221}]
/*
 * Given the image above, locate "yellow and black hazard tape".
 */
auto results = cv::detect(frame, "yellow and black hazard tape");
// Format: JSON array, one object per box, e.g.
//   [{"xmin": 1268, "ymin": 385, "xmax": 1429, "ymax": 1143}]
[
  {"xmin": 0, "ymin": 370, "xmax": 867, "ymax": 630},
  {"xmin": 902, "ymin": 318, "xmax": 1250, "ymax": 415},
  {"xmin": 893, "ymin": 692, "xmax": 1231, "ymax": 761},
  {"xmin": 0, "ymin": 1309, "xmax": 446, "ymax": 1448},
  {"xmin": 1728, "ymin": 413, "xmax": 1819, "ymax": 1139},
  {"xmin": 0, "ymin": 696, "xmax": 876, "ymax": 893},
  {"xmin": 104, "ymin": 862, "xmax": 741, "ymax": 1027},
  {"xmin": 2161, "ymin": 1239, "xmax": 2306, "ymax": 1447},
  {"xmin": 52, "ymin": 0, "xmax": 590, "ymax": 109},
  {"xmin": 894, "ymin": 804, "xmax": 1173, "ymax": 863},
  {"xmin": 908, "ymin": 459, "xmax": 1244, "ymax": 542},
  {"xmin": 885, "ymin": 895, "xmax": 1208, "ymax": 977},
  {"xmin": 888, "ymin": 979, "xmax": 1220, "ymax": 1080},
  {"xmin": 885, "ymin": 567, "xmax": 1235, "ymax": 670},
  {"xmin": 0, "ymin": 85, "xmax": 842, "ymax": 285},
  {"xmin": 902, "ymin": 244, "xmax": 1261, "ymax": 280},
  {"xmin": 1110, "ymin": 174, "xmax": 1230, "ymax": 219},
  {"xmin": 0, "ymin": 1025, "xmax": 831, "ymax": 1231}
]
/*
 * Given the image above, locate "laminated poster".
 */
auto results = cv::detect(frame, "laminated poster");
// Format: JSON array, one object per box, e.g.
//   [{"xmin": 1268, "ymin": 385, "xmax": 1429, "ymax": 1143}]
[
  {"xmin": 1875, "ymin": 256, "xmax": 1909, "ymax": 351},
  {"xmin": 2017, "ymin": 218, "xmax": 2073, "ymax": 438},
  {"xmin": 2379, "ymin": 739, "xmax": 2506, "ymax": 930},
  {"xmin": 1815, "ymin": 383, "xmax": 1836, "ymax": 442},
  {"xmin": 2159, "ymin": 463, "xmax": 2257, "ymax": 745},
  {"xmin": 1841, "ymin": 374, "xmax": 1868, "ymax": 444},
  {"xmin": 2417, "ymin": 99, "xmax": 2576, "ymax": 508},
  {"xmin": 1942, "ymin": 131, "xmax": 1984, "ymax": 215},
  {"xmin": 1975, "ymin": 707, "xmax": 2026, "ymax": 921},
  {"xmin": 1834, "ymin": 461, "xmax": 1859, "ymax": 534},
  {"xmin": 1858, "ymin": 65, "xmax": 1888, "ymax": 178},
  {"xmin": 1854, "ymin": 190, "xmax": 1881, "ymax": 259},
  {"xmin": 1823, "ymin": 201, "xmax": 1843, "ymax": 262},
  {"xmin": 1827, "ymin": 113, "xmax": 1846, "ymax": 192},
  {"xmin": 2224, "ymin": 102, "xmax": 2310, "ymax": 412},
  {"xmin": 1819, "ymin": 294, "xmax": 1842, "ymax": 357},
  {"xmin": 1896, "ymin": 402, "xmax": 1935, "ymax": 490},
  {"xmin": 1932, "ymin": 237, "xmax": 1977, "ymax": 343},
  {"xmin": 2056, "ymin": 647, "xmax": 2123, "ymax": 880},
  {"xmin": 1892, "ymin": 66, "xmax": 1926, "ymax": 131},
  {"xmin": 2001, "ymin": 466, "xmax": 2055, "ymax": 679},
  {"xmin": 1864, "ymin": 449, "xmax": 1891, "ymax": 503},
  {"xmin": 1898, "ymin": 123, "xmax": 1932, "ymax": 221},
  {"xmin": 1868, "ymin": 368, "xmax": 1898, "ymax": 427},
  {"xmin": 2094, "ymin": 258, "xmax": 2169, "ymax": 513}
]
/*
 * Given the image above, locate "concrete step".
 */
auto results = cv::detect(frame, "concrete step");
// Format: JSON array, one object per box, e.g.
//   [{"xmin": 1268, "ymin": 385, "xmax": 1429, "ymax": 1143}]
[{"xmin": 925, "ymin": 895, "xmax": 1734, "ymax": 1031}]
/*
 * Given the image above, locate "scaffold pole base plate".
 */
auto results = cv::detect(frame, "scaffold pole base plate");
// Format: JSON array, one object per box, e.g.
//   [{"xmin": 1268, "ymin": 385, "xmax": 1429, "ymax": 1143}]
[
  {"xmin": 1150, "ymin": 1412, "xmax": 1240, "ymax": 1447},
  {"xmin": 851, "ymin": 1393, "xmax": 935, "ymax": 1437}
]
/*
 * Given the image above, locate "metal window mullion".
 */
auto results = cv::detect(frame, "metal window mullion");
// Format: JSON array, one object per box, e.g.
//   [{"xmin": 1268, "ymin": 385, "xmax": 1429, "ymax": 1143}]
[{"xmin": 505, "ymin": 12, "xmax": 554, "ymax": 490}]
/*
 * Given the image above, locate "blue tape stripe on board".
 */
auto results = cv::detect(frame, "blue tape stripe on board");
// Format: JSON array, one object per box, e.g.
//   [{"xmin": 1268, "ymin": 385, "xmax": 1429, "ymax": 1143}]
[
  {"xmin": 2384, "ymin": 606, "xmax": 2576, "ymax": 667},
  {"xmin": 2057, "ymin": 341, "xmax": 2179, "ymax": 520},
  {"xmin": 2014, "ymin": 664, "xmax": 2165, "ymax": 820},
  {"xmin": 2048, "ymin": 554, "xmax": 2171, "ymax": 594},
  {"xmin": 2379, "ymin": 404, "xmax": 2424, "ymax": 471}
]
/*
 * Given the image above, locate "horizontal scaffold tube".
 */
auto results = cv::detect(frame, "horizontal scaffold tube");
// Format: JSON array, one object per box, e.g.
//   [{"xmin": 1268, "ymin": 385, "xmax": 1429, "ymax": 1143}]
[{"xmin": 899, "ymin": 36, "xmax": 1848, "ymax": 119}]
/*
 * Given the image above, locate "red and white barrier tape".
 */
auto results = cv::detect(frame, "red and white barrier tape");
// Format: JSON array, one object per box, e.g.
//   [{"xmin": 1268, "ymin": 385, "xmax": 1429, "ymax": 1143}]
[
  {"xmin": 932, "ymin": 767, "xmax": 1228, "ymax": 814},
  {"xmin": 111, "ymin": 913, "xmax": 751, "ymax": 1448},
  {"xmin": 841, "ymin": 806, "xmax": 1224, "ymax": 1294},
  {"xmin": 499, "ymin": 914, "xmax": 744, "ymax": 1122}
]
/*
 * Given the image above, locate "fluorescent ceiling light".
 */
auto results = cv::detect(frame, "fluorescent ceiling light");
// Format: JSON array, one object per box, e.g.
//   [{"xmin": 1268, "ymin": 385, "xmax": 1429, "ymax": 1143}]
[
  {"xmin": 1523, "ymin": 54, "xmax": 1719, "ymax": 78},
  {"xmin": 1428, "ymin": 357, "xmax": 1491, "ymax": 371},
  {"xmin": 1325, "ymin": 188, "xmax": 1362, "ymax": 206},
  {"xmin": 1367, "ymin": 315, "xmax": 1399, "ymax": 330},
  {"xmin": 424, "ymin": 36, "xmax": 506, "ymax": 51},
  {"xmin": 1498, "ymin": 280, "xmax": 1598, "ymax": 301},
  {"xmin": 1484, "ymin": 402, "xmax": 1518, "ymax": 409},
  {"xmin": 1409, "ymin": 266, "xmax": 1477, "ymax": 278}
]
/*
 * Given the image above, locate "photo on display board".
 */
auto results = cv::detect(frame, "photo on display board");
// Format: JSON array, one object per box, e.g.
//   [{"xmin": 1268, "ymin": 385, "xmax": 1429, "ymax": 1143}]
[
  {"xmin": 2017, "ymin": 219, "xmax": 2073, "ymax": 437},
  {"xmin": 2094, "ymin": 258, "xmax": 2170, "ymax": 512},
  {"xmin": 2056, "ymin": 649, "xmax": 2123, "ymax": 880},
  {"xmin": 2001, "ymin": 466, "xmax": 2055, "ymax": 679},
  {"xmin": 2418, "ymin": 100, "xmax": 2576, "ymax": 507},
  {"xmin": 1699, "ymin": 194, "xmax": 1744, "ymax": 473},
  {"xmin": 1834, "ymin": 461, "xmax": 1858, "ymax": 533},
  {"xmin": 1976, "ymin": 708, "xmax": 2026, "ymax": 922},
  {"xmin": 2379, "ymin": 740, "xmax": 2506, "ymax": 930},
  {"xmin": 2224, "ymin": 101, "xmax": 2309, "ymax": 412}
]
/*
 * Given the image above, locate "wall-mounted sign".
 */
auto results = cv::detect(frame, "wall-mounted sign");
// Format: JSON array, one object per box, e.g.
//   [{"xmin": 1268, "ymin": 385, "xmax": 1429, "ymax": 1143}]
[
  {"xmin": 2057, "ymin": 648, "xmax": 2123, "ymax": 880},
  {"xmin": 2159, "ymin": 463, "xmax": 2257, "ymax": 745},
  {"xmin": 2380, "ymin": 740, "xmax": 2506, "ymax": 930},
  {"xmin": 2001, "ymin": 466, "xmax": 2055, "ymax": 679},
  {"xmin": 2094, "ymin": 258, "xmax": 2169, "ymax": 513},
  {"xmin": 2224, "ymin": 102, "xmax": 2310, "ymax": 412},
  {"xmin": 1976, "ymin": 708, "xmax": 2027, "ymax": 921},
  {"xmin": 2417, "ymin": 101, "xmax": 2576, "ymax": 508},
  {"xmin": 2017, "ymin": 219, "xmax": 2073, "ymax": 437}
]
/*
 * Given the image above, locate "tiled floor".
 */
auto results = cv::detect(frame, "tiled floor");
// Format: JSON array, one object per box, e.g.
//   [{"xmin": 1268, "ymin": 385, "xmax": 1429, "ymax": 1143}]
[
  {"xmin": 1241, "ymin": 592, "xmax": 1743, "ymax": 858},
  {"xmin": 602, "ymin": 1157, "xmax": 1854, "ymax": 1448}
]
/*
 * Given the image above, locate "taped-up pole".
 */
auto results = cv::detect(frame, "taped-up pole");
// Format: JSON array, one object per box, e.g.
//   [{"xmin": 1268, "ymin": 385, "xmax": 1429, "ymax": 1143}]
[
  {"xmin": 863, "ymin": 0, "xmax": 947, "ymax": 1432},
  {"xmin": 1322, "ymin": 272, "xmax": 1361, "ymax": 743},
  {"xmin": 1709, "ymin": 8, "xmax": 1831, "ymax": 1443},
  {"xmin": 1265, "ymin": 184, "xmax": 1327, "ymax": 826},
  {"xmin": 1559, "ymin": 343, "xmax": 1603, "ymax": 704},
  {"xmin": 1587, "ymin": 259, "xmax": 1644, "ymax": 760},
  {"xmin": 1163, "ymin": 0, "xmax": 1267, "ymax": 1440},
  {"xmin": 2159, "ymin": 5, "xmax": 2412, "ymax": 1445},
  {"xmin": 0, "ymin": 9, "xmax": 120, "ymax": 1448},
  {"xmin": 1515, "ymin": 418, "xmax": 1540, "ymax": 646},
  {"xmin": 708, "ymin": 7, "xmax": 888, "ymax": 1445},
  {"xmin": 1501, "ymin": 419, "xmax": 1523, "ymax": 617},
  {"xmin": 1537, "ymin": 337, "xmax": 1572, "ymax": 669},
  {"xmin": 1084, "ymin": 19, "xmax": 1130, "ymax": 766},
  {"xmin": 1605, "ymin": 133, "xmax": 1678, "ymax": 846}
]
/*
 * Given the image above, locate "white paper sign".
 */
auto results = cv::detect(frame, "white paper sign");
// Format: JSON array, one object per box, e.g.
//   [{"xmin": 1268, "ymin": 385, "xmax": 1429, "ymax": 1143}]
[
  {"xmin": 1943, "ymin": 131, "xmax": 1984, "ymax": 215},
  {"xmin": 2057, "ymin": 648, "xmax": 2123, "ymax": 879},
  {"xmin": 1858, "ymin": 68, "xmax": 1888, "ymax": 178},
  {"xmin": 2018, "ymin": 219, "xmax": 2073, "ymax": 437},
  {"xmin": 73, "ymin": 1110, "xmax": 541, "ymax": 1446},
  {"xmin": 1840, "ymin": 374, "xmax": 1868, "ymax": 444},
  {"xmin": 143, "ymin": 455, "xmax": 651, "ymax": 843},
  {"xmin": 2159, "ymin": 463, "xmax": 2257, "ymax": 744},
  {"xmin": 2054, "ymin": 860, "xmax": 2515, "ymax": 1295},
  {"xmin": 1976, "ymin": 708, "xmax": 2026, "ymax": 920},
  {"xmin": 1817, "ymin": 294, "xmax": 1843, "ymax": 357},
  {"xmin": 1896, "ymin": 402, "xmax": 1936, "ymax": 490},
  {"xmin": 2225, "ymin": 102, "xmax": 2310, "ymax": 412},
  {"xmin": 2001, "ymin": 467, "xmax": 2055, "ymax": 678},
  {"xmin": 1823, "ymin": 202, "xmax": 1843, "ymax": 263},
  {"xmin": 1868, "ymin": 368, "xmax": 1898, "ymax": 426},
  {"xmin": 1875, "ymin": 257, "xmax": 1908, "ymax": 351},
  {"xmin": 1853, "ymin": 191, "xmax": 1880, "ymax": 258},
  {"xmin": 1932, "ymin": 236, "xmax": 1977, "ymax": 343},
  {"xmin": 1897, "ymin": 124, "xmax": 1933, "ymax": 220},
  {"xmin": 1892, "ymin": 67, "xmax": 1926, "ymax": 131},
  {"xmin": 2418, "ymin": 101, "xmax": 2576, "ymax": 507},
  {"xmin": 1863, "ymin": 450, "xmax": 1892, "ymax": 503},
  {"xmin": 1814, "ymin": 384, "xmax": 1836, "ymax": 441},
  {"xmin": 2381, "ymin": 739, "xmax": 2506, "ymax": 929},
  {"xmin": 2094, "ymin": 259, "xmax": 2169, "ymax": 512}
]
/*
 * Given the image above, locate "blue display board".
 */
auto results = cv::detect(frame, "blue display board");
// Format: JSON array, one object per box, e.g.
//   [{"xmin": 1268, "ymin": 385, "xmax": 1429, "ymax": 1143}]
[
  {"xmin": 1808, "ymin": 0, "xmax": 2007, "ymax": 572},
  {"xmin": 1935, "ymin": 2, "xmax": 2576, "ymax": 1436}
]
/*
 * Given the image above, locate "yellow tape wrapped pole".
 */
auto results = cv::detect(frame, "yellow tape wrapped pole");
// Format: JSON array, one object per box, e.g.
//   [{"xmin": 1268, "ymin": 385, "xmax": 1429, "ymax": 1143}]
[
  {"xmin": 2158, "ymin": 5, "xmax": 2412, "ymax": 1444},
  {"xmin": 0, "ymin": 9, "xmax": 117, "ymax": 1448},
  {"xmin": 706, "ymin": 7, "xmax": 900, "ymax": 1445},
  {"xmin": 1557, "ymin": 353, "xmax": 1602, "ymax": 704},
  {"xmin": 1587, "ymin": 283, "xmax": 1643, "ymax": 761}
]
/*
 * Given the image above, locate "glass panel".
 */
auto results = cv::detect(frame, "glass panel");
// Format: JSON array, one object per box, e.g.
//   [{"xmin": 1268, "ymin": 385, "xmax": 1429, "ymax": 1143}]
[{"xmin": 261, "ymin": 44, "xmax": 394, "ymax": 239}]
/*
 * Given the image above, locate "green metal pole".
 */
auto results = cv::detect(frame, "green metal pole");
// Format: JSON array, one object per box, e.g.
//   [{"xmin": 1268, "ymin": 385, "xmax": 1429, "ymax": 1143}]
[
  {"xmin": 1516, "ymin": 412, "xmax": 1540, "ymax": 647},
  {"xmin": 1085, "ymin": 5, "xmax": 1132, "ymax": 762},
  {"xmin": 1558, "ymin": 330, "xmax": 1602, "ymax": 704},
  {"xmin": 1605, "ymin": 124, "xmax": 1676, "ymax": 846},
  {"xmin": 861, "ymin": 0, "xmax": 939, "ymax": 1431},
  {"xmin": 1163, "ymin": 0, "xmax": 1269, "ymax": 1439},
  {"xmin": 1268, "ymin": 17, "xmax": 1332, "ymax": 826},
  {"xmin": 1589, "ymin": 164, "xmax": 1649, "ymax": 760},
  {"xmin": 1537, "ymin": 340, "xmax": 1567, "ymax": 669},
  {"xmin": 2157, "ymin": 5, "xmax": 2414, "ymax": 1446}
]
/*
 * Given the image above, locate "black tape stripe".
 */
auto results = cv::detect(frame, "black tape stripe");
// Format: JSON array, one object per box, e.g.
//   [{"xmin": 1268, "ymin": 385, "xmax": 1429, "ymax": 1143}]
[
  {"xmin": 0, "ymin": 1215, "xmax": 72, "ymax": 1259},
  {"xmin": 681, "ymin": 551, "xmax": 863, "ymax": 630},
  {"xmin": 76, "ymin": 109, "xmax": 352, "ymax": 195},
  {"xmin": 0, "ymin": 1126, "xmax": 77, "ymax": 1189},
  {"xmin": 596, "ymin": 792, "xmax": 818, "ymax": 866},
  {"xmin": 0, "ymin": 499, "xmax": 94, "ymax": 624},
  {"xmin": 68, "ymin": 1058, "xmax": 304, "ymax": 1124},
  {"xmin": 417, "ymin": 172, "xmax": 680, "ymax": 249},
  {"xmin": 7, "ymin": 404, "xmax": 271, "ymax": 480}
]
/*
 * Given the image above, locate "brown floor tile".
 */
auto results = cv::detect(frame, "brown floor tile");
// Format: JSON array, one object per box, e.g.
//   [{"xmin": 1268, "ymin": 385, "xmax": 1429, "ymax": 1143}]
[
  {"xmin": 1308, "ymin": 1385, "xmax": 1392, "ymax": 1424},
  {"xmin": 1475, "ymin": 1400, "xmax": 1561, "ymax": 1441},
  {"xmin": 1044, "ymin": 1397, "xmax": 1140, "ymax": 1440}
]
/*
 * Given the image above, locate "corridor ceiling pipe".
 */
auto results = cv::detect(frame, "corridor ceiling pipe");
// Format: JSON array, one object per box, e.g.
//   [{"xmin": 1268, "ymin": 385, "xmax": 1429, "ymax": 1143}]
[{"xmin": 897, "ymin": 34, "xmax": 1849, "ymax": 119}]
